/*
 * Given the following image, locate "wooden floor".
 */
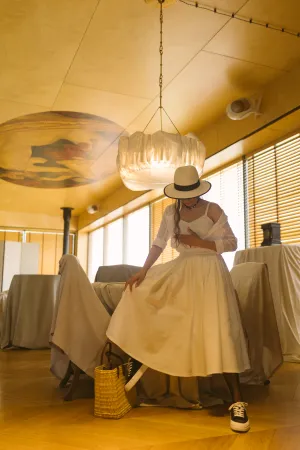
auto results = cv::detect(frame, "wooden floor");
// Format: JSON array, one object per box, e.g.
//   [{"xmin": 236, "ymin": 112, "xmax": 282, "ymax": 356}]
[{"xmin": 1, "ymin": 352, "xmax": 300, "ymax": 450}]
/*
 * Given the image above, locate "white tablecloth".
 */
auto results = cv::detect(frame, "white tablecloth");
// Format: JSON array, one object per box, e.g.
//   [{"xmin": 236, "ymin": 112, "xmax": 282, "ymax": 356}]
[
  {"xmin": 1, "ymin": 275, "xmax": 60, "ymax": 349},
  {"xmin": 234, "ymin": 245, "xmax": 300, "ymax": 362}
]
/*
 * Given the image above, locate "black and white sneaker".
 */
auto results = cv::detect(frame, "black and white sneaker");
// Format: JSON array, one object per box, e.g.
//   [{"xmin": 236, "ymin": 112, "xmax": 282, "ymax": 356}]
[
  {"xmin": 125, "ymin": 358, "xmax": 148, "ymax": 392},
  {"xmin": 229, "ymin": 402, "xmax": 250, "ymax": 433}
]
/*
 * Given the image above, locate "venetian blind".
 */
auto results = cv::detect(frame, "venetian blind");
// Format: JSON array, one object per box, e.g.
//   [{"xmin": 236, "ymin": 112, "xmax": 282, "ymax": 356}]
[
  {"xmin": 247, "ymin": 133, "xmax": 300, "ymax": 247},
  {"xmin": 124, "ymin": 206, "xmax": 150, "ymax": 267},
  {"xmin": 150, "ymin": 197, "xmax": 176, "ymax": 264}
]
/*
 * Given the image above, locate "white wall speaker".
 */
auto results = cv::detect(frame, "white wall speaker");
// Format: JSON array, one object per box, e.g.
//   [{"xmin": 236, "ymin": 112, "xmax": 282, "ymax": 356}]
[{"xmin": 226, "ymin": 96, "xmax": 262, "ymax": 120}]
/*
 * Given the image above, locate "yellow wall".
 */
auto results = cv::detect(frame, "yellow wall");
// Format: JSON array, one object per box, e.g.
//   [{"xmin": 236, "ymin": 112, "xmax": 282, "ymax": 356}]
[
  {"xmin": 0, "ymin": 230, "xmax": 22, "ymax": 242},
  {"xmin": 78, "ymin": 180, "xmax": 147, "ymax": 231},
  {"xmin": 0, "ymin": 210, "xmax": 77, "ymax": 232}
]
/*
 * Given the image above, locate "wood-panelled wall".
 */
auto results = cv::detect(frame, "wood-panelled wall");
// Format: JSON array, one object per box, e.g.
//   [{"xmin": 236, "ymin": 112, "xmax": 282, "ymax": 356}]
[{"xmin": 0, "ymin": 231, "xmax": 22, "ymax": 242}]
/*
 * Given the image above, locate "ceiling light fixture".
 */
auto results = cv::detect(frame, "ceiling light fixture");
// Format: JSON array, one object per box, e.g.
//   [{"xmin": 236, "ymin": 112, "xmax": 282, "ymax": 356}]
[
  {"xmin": 87, "ymin": 204, "xmax": 100, "ymax": 214},
  {"xmin": 117, "ymin": 0, "xmax": 206, "ymax": 191}
]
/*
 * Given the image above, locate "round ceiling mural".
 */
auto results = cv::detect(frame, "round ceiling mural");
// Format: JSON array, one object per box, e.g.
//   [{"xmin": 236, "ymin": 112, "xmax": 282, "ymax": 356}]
[{"xmin": 0, "ymin": 111, "xmax": 125, "ymax": 189}]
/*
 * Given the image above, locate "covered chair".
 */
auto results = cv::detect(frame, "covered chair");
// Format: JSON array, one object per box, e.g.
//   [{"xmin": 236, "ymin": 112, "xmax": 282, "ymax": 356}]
[
  {"xmin": 230, "ymin": 262, "xmax": 283, "ymax": 385},
  {"xmin": 51, "ymin": 259, "xmax": 141, "ymax": 400},
  {"xmin": 94, "ymin": 264, "xmax": 141, "ymax": 283},
  {"xmin": 50, "ymin": 255, "xmax": 111, "ymax": 400},
  {"xmin": 93, "ymin": 264, "xmax": 142, "ymax": 315}
]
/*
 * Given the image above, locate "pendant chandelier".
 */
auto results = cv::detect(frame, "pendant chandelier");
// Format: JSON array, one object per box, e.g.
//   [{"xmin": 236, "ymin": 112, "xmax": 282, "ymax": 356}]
[{"xmin": 117, "ymin": 0, "xmax": 206, "ymax": 191}]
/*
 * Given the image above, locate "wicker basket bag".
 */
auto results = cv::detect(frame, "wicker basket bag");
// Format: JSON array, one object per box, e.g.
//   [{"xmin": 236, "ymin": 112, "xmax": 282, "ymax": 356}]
[{"xmin": 94, "ymin": 342, "xmax": 132, "ymax": 419}]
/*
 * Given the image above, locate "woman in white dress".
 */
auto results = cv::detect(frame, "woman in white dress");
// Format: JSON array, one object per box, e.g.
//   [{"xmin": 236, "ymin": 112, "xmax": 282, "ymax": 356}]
[{"xmin": 107, "ymin": 165, "xmax": 251, "ymax": 433}]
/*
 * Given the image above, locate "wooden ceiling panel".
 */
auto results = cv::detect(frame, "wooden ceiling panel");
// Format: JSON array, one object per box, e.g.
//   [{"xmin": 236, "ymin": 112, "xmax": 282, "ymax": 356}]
[
  {"xmin": 164, "ymin": 51, "xmax": 284, "ymax": 133},
  {"xmin": 66, "ymin": 0, "xmax": 229, "ymax": 99},
  {"xmin": 52, "ymin": 84, "xmax": 151, "ymax": 129},
  {"xmin": 204, "ymin": 19, "xmax": 300, "ymax": 71},
  {"xmin": 0, "ymin": 0, "xmax": 98, "ymax": 106},
  {"xmin": 127, "ymin": 51, "xmax": 283, "ymax": 135},
  {"xmin": 0, "ymin": 99, "xmax": 45, "ymax": 126}
]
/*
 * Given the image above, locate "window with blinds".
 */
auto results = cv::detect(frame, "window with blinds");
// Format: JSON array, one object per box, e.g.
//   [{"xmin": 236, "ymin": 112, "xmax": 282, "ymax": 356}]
[
  {"xmin": 103, "ymin": 218, "xmax": 124, "ymax": 266},
  {"xmin": 88, "ymin": 227, "xmax": 104, "ymax": 282},
  {"xmin": 247, "ymin": 133, "xmax": 300, "ymax": 247},
  {"xmin": 124, "ymin": 206, "xmax": 150, "ymax": 267},
  {"xmin": 87, "ymin": 206, "xmax": 150, "ymax": 280},
  {"xmin": 150, "ymin": 197, "xmax": 176, "ymax": 264}
]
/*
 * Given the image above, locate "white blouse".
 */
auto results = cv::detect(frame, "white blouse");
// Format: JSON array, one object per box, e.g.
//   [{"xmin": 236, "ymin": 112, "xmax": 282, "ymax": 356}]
[{"xmin": 152, "ymin": 203, "xmax": 238, "ymax": 254}]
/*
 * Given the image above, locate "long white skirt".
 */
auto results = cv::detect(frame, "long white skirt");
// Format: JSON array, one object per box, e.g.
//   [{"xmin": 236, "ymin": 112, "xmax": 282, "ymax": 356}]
[{"xmin": 107, "ymin": 248, "xmax": 250, "ymax": 377}]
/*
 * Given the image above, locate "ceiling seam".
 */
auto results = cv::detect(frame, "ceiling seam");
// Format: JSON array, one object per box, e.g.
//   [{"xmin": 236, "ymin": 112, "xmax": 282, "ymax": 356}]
[
  {"xmin": 157, "ymin": 0, "xmax": 252, "ymax": 99},
  {"xmin": 201, "ymin": 0, "xmax": 250, "ymax": 52},
  {"xmin": 0, "ymin": 97, "xmax": 48, "ymax": 110},
  {"xmin": 50, "ymin": 0, "xmax": 103, "ymax": 111},
  {"xmin": 201, "ymin": 49, "xmax": 288, "ymax": 72},
  {"xmin": 59, "ymin": 82, "xmax": 153, "ymax": 102}
]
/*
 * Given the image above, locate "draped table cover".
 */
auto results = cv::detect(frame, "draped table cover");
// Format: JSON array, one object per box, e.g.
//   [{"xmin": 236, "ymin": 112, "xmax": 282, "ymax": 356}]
[
  {"xmin": 230, "ymin": 262, "xmax": 283, "ymax": 384},
  {"xmin": 0, "ymin": 291, "xmax": 8, "ymax": 340},
  {"xmin": 1, "ymin": 275, "xmax": 60, "ymax": 349},
  {"xmin": 234, "ymin": 245, "xmax": 300, "ymax": 362}
]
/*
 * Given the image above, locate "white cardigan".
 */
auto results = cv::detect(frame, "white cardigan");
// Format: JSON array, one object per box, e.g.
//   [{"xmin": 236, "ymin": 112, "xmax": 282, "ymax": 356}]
[{"xmin": 152, "ymin": 204, "xmax": 238, "ymax": 254}]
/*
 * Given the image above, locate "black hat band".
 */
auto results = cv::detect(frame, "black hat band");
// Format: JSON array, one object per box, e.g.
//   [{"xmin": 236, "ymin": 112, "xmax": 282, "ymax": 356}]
[{"xmin": 174, "ymin": 180, "xmax": 200, "ymax": 191}]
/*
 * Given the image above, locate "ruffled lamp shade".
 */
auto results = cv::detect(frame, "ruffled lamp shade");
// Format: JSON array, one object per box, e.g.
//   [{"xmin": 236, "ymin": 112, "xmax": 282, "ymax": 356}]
[{"xmin": 117, "ymin": 130, "xmax": 206, "ymax": 191}]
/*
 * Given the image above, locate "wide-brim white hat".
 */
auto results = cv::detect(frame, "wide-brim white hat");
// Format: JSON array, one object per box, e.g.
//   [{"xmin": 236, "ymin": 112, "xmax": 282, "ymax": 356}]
[{"xmin": 164, "ymin": 165, "xmax": 211, "ymax": 199}]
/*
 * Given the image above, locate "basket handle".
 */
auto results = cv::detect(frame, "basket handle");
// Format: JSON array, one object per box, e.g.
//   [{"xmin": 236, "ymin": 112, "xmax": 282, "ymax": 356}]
[{"xmin": 101, "ymin": 341, "xmax": 125, "ymax": 369}]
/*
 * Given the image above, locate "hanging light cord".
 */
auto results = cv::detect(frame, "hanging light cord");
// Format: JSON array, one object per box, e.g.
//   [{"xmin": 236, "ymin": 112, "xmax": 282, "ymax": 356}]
[
  {"xmin": 178, "ymin": 0, "xmax": 300, "ymax": 38},
  {"xmin": 143, "ymin": 0, "xmax": 181, "ymax": 134}
]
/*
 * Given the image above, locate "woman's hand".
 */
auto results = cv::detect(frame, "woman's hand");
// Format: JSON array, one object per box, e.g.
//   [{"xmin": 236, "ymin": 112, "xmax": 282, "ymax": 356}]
[
  {"xmin": 178, "ymin": 234, "xmax": 198, "ymax": 246},
  {"xmin": 124, "ymin": 268, "xmax": 148, "ymax": 292},
  {"xmin": 178, "ymin": 228, "xmax": 201, "ymax": 247},
  {"xmin": 178, "ymin": 228, "xmax": 216, "ymax": 252}
]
